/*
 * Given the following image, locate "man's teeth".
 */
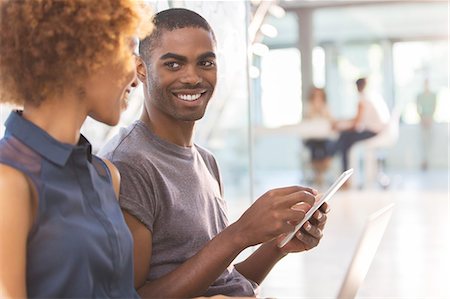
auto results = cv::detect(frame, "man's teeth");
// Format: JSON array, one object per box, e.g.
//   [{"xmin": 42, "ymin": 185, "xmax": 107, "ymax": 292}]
[{"xmin": 177, "ymin": 93, "xmax": 201, "ymax": 101}]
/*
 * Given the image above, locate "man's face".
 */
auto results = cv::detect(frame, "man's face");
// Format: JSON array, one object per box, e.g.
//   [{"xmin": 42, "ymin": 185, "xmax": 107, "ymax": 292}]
[{"xmin": 143, "ymin": 27, "xmax": 217, "ymax": 122}]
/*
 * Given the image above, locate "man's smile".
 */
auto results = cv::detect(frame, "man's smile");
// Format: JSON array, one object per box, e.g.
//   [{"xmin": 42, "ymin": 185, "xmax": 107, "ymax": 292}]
[{"xmin": 172, "ymin": 89, "xmax": 208, "ymax": 102}]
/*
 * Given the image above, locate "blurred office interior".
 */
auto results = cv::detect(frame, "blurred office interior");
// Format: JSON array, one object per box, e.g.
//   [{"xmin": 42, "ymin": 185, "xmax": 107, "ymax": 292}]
[{"xmin": 0, "ymin": 0, "xmax": 448, "ymax": 298}]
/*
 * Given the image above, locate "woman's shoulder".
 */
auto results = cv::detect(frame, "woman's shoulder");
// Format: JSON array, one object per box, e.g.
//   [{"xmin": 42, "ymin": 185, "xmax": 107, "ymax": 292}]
[
  {"xmin": 0, "ymin": 164, "xmax": 35, "ymax": 218},
  {"xmin": 0, "ymin": 163, "xmax": 29, "ymax": 189}
]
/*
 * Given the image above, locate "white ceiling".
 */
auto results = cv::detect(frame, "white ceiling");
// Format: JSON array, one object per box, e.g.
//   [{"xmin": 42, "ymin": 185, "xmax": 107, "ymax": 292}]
[{"xmin": 264, "ymin": 1, "xmax": 448, "ymax": 46}]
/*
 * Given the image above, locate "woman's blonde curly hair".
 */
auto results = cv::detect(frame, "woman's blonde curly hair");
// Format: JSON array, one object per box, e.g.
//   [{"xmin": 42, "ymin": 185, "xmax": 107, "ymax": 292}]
[{"xmin": 0, "ymin": 0, "xmax": 152, "ymax": 106}]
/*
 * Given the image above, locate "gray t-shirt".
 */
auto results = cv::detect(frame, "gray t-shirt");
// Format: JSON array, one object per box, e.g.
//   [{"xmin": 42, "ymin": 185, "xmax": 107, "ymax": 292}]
[{"xmin": 99, "ymin": 121, "xmax": 257, "ymax": 297}]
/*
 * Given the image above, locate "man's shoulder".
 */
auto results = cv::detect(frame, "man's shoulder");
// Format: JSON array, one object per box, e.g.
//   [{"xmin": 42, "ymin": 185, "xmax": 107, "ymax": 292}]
[
  {"xmin": 194, "ymin": 143, "xmax": 217, "ymax": 162},
  {"xmin": 98, "ymin": 121, "xmax": 146, "ymax": 162},
  {"xmin": 194, "ymin": 144, "xmax": 221, "ymax": 182}
]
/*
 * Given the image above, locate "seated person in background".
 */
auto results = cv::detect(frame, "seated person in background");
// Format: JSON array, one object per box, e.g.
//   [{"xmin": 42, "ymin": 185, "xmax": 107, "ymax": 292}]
[
  {"xmin": 331, "ymin": 77, "xmax": 390, "ymax": 180},
  {"xmin": 0, "ymin": 1, "xmax": 152, "ymax": 298},
  {"xmin": 303, "ymin": 87, "xmax": 334, "ymax": 187},
  {"xmin": 100, "ymin": 8, "xmax": 329, "ymax": 298}
]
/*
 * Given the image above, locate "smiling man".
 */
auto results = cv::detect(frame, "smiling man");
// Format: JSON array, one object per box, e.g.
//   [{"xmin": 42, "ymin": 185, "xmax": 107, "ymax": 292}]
[{"xmin": 100, "ymin": 8, "xmax": 329, "ymax": 298}]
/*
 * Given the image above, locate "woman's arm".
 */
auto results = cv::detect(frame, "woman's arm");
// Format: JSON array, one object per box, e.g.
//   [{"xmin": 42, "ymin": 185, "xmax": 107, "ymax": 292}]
[{"xmin": 0, "ymin": 165, "xmax": 35, "ymax": 298}]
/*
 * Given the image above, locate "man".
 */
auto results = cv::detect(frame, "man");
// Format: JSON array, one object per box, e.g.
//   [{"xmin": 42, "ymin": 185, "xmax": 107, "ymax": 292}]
[
  {"xmin": 100, "ymin": 8, "xmax": 328, "ymax": 298},
  {"xmin": 331, "ymin": 77, "xmax": 390, "ymax": 176}
]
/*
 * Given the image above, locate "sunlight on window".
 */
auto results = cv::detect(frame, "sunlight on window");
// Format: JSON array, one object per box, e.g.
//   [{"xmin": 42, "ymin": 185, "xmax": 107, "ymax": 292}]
[
  {"xmin": 260, "ymin": 48, "xmax": 302, "ymax": 128},
  {"xmin": 313, "ymin": 46, "xmax": 325, "ymax": 88},
  {"xmin": 332, "ymin": 43, "xmax": 383, "ymax": 119},
  {"xmin": 435, "ymin": 88, "xmax": 450, "ymax": 123}
]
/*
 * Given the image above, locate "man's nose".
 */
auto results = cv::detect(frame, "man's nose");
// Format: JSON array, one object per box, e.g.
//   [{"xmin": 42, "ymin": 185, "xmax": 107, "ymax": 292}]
[{"xmin": 180, "ymin": 65, "xmax": 202, "ymax": 85}]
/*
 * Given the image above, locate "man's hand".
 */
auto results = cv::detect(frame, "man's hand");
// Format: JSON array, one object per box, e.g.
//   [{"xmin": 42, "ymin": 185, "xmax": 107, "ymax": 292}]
[
  {"xmin": 277, "ymin": 201, "xmax": 329, "ymax": 254},
  {"xmin": 230, "ymin": 186, "xmax": 317, "ymax": 248},
  {"xmin": 232, "ymin": 189, "xmax": 329, "ymax": 285}
]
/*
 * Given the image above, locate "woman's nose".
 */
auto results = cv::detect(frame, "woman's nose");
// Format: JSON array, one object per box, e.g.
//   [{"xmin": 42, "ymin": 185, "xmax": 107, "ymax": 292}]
[{"xmin": 130, "ymin": 74, "xmax": 139, "ymax": 88}]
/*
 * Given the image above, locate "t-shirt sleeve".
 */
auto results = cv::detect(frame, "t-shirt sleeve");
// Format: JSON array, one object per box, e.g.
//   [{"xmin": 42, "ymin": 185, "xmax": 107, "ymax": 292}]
[{"xmin": 113, "ymin": 160, "xmax": 158, "ymax": 233}]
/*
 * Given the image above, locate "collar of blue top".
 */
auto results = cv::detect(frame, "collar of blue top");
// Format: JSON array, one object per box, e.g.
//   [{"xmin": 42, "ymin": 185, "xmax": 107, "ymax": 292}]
[{"xmin": 5, "ymin": 110, "xmax": 93, "ymax": 166}]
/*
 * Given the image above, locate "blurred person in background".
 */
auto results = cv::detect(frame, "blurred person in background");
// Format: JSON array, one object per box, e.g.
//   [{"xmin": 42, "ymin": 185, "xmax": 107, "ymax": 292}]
[
  {"xmin": 0, "ymin": 1, "xmax": 151, "ymax": 297},
  {"xmin": 303, "ymin": 87, "xmax": 334, "ymax": 187},
  {"xmin": 331, "ymin": 77, "xmax": 390, "ymax": 186},
  {"xmin": 416, "ymin": 78, "xmax": 437, "ymax": 171}
]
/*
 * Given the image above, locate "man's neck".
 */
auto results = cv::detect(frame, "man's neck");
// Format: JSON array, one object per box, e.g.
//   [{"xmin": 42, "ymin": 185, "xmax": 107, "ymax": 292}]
[{"xmin": 140, "ymin": 107, "xmax": 195, "ymax": 148}]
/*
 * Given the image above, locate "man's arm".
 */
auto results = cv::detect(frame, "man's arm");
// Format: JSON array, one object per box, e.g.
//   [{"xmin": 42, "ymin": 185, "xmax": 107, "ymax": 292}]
[
  {"xmin": 124, "ymin": 186, "xmax": 316, "ymax": 298},
  {"xmin": 121, "ymin": 211, "xmax": 152, "ymax": 289},
  {"xmin": 332, "ymin": 100, "xmax": 365, "ymax": 132},
  {"xmin": 350, "ymin": 101, "xmax": 365, "ymax": 130},
  {"xmin": 234, "ymin": 203, "xmax": 329, "ymax": 285},
  {"xmin": 127, "ymin": 211, "xmax": 243, "ymax": 298}
]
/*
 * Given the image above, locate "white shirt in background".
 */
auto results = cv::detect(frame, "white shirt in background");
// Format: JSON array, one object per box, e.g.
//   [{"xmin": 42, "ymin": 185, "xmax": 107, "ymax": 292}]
[{"xmin": 357, "ymin": 92, "xmax": 390, "ymax": 133}]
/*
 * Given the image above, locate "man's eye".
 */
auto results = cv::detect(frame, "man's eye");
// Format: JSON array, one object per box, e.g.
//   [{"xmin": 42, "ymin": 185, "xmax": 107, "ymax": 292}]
[
  {"xmin": 165, "ymin": 62, "xmax": 181, "ymax": 69},
  {"xmin": 200, "ymin": 60, "xmax": 216, "ymax": 68}
]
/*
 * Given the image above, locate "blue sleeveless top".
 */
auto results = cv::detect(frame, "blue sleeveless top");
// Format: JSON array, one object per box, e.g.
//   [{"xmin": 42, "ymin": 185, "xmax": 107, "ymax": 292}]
[{"xmin": 0, "ymin": 111, "xmax": 139, "ymax": 298}]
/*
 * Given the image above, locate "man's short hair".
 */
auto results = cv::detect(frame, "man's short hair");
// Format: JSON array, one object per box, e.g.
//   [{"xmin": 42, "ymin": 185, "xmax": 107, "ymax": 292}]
[{"xmin": 139, "ymin": 8, "xmax": 216, "ymax": 62}]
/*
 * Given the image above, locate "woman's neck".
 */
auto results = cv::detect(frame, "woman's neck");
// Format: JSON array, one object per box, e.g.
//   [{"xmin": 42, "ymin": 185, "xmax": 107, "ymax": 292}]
[{"xmin": 22, "ymin": 94, "xmax": 88, "ymax": 145}]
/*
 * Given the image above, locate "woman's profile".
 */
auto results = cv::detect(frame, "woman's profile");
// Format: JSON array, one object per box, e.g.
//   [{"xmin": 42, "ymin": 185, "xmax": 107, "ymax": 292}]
[{"xmin": 0, "ymin": 1, "xmax": 152, "ymax": 297}]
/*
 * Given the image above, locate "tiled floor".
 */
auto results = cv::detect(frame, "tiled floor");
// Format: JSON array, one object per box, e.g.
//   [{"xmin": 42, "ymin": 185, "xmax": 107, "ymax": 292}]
[{"xmin": 228, "ymin": 170, "xmax": 449, "ymax": 298}]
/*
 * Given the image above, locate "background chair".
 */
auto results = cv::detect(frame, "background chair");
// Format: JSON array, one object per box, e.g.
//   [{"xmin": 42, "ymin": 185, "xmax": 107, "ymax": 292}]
[{"xmin": 350, "ymin": 108, "xmax": 400, "ymax": 189}]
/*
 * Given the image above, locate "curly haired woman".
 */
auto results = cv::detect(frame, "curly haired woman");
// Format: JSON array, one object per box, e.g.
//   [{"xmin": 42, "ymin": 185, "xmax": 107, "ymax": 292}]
[{"xmin": 0, "ymin": 1, "xmax": 152, "ymax": 297}]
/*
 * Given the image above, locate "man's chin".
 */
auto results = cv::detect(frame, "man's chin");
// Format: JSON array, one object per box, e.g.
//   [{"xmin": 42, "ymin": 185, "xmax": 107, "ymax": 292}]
[{"xmin": 177, "ymin": 112, "xmax": 206, "ymax": 122}]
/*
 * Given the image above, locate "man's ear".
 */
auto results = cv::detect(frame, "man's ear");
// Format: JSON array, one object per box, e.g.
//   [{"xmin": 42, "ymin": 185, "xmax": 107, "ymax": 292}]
[{"xmin": 136, "ymin": 56, "xmax": 147, "ymax": 83}]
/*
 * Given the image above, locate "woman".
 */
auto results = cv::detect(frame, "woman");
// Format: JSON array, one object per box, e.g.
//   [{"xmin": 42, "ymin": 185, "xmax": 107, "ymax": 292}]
[
  {"xmin": 0, "ymin": 1, "xmax": 152, "ymax": 297},
  {"xmin": 303, "ymin": 87, "xmax": 333, "ymax": 186}
]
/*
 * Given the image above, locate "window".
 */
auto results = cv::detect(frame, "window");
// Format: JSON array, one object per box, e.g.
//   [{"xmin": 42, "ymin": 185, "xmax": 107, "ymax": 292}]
[
  {"xmin": 393, "ymin": 41, "xmax": 449, "ymax": 124},
  {"xmin": 260, "ymin": 48, "xmax": 302, "ymax": 127}
]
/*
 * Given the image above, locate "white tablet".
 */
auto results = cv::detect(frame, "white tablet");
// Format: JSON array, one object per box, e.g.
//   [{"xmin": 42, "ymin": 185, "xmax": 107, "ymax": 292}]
[{"xmin": 278, "ymin": 168, "xmax": 354, "ymax": 248}]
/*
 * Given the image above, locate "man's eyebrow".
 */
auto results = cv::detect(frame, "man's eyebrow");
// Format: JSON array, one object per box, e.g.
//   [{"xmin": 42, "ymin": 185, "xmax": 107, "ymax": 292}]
[
  {"xmin": 159, "ymin": 52, "xmax": 187, "ymax": 62},
  {"xmin": 159, "ymin": 51, "xmax": 216, "ymax": 62},
  {"xmin": 198, "ymin": 52, "xmax": 216, "ymax": 60}
]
